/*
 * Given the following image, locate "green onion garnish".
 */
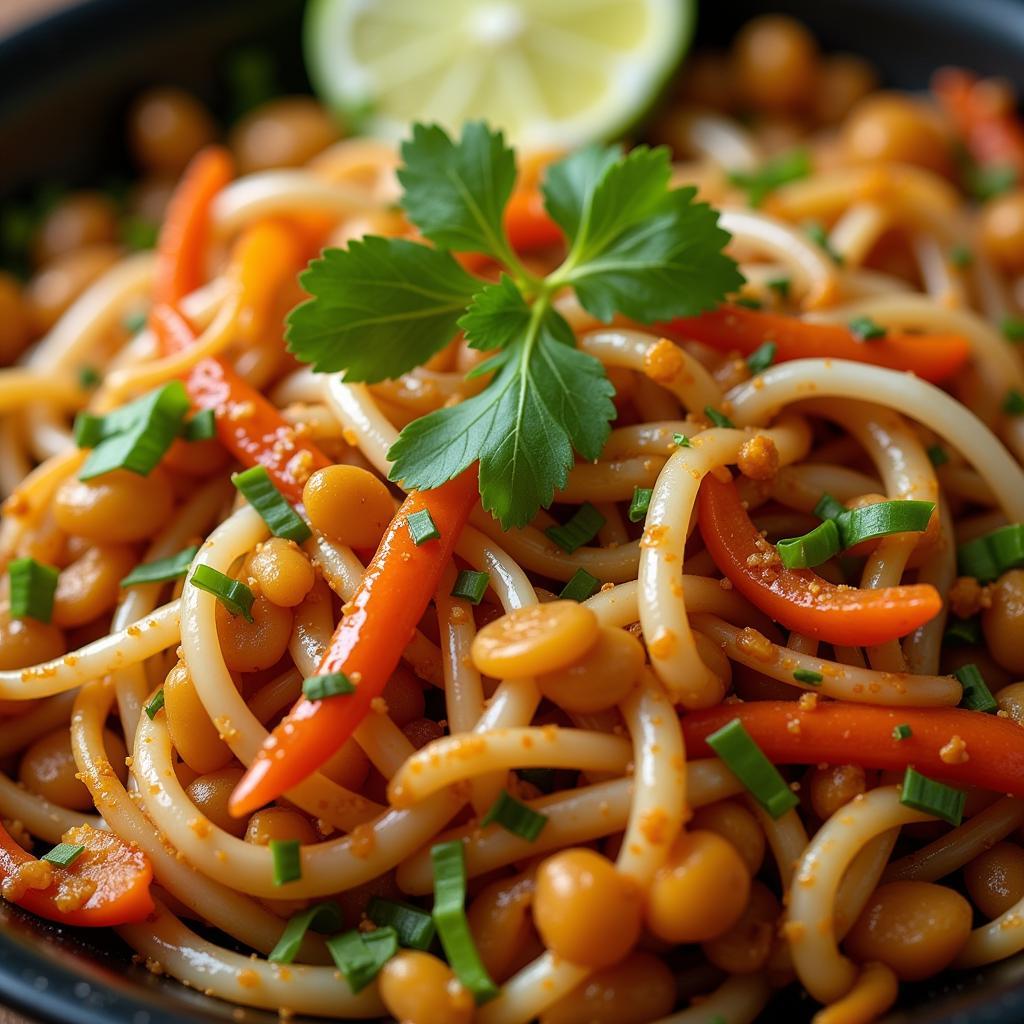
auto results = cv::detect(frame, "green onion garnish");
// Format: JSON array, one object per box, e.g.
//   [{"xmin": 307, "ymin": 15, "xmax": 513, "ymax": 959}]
[
  {"xmin": 326, "ymin": 927, "xmax": 399, "ymax": 992},
  {"xmin": 957, "ymin": 524, "xmax": 1024, "ymax": 582},
  {"xmin": 705, "ymin": 406, "xmax": 735, "ymax": 429},
  {"xmin": 480, "ymin": 790, "xmax": 548, "ymax": 842},
  {"xmin": 767, "ymin": 276, "xmax": 791, "ymax": 298},
  {"xmin": 302, "ymin": 673, "xmax": 355, "ymax": 700},
  {"xmin": 559, "ymin": 568, "xmax": 600, "ymax": 603},
  {"xmin": 776, "ymin": 519, "xmax": 840, "ymax": 569},
  {"xmin": 949, "ymin": 245, "xmax": 973, "ymax": 269},
  {"xmin": 269, "ymin": 902, "xmax": 344, "ymax": 964},
  {"xmin": 705, "ymin": 719, "xmax": 799, "ymax": 819},
  {"xmin": 673, "ymin": 433, "xmax": 692, "ymax": 448},
  {"xmin": 892, "ymin": 724, "xmax": 912, "ymax": 741},
  {"xmin": 955, "ymin": 663, "xmax": 998, "ymax": 714},
  {"xmin": 848, "ymin": 316, "xmax": 887, "ymax": 341},
  {"xmin": 728, "ymin": 149, "xmax": 811, "ymax": 207},
  {"xmin": 450, "ymin": 569, "xmax": 489, "ymax": 605},
  {"xmin": 833, "ymin": 500, "xmax": 934, "ymax": 548},
  {"xmin": 900, "ymin": 767, "xmax": 965, "ymax": 826},
  {"xmin": 804, "ymin": 221, "xmax": 844, "ymax": 264},
  {"xmin": 144, "ymin": 689, "xmax": 165, "ymax": 720},
  {"xmin": 367, "ymin": 896, "xmax": 437, "ymax": 951},
  {"xmin": 189, "ymin": 565, "xmax": 255, "ymax": 622},
  {"xmin": 120, "ymin": 546, "xmax": 199, "ymax": 588},
  {"xmin": 1002, "ymin": 316, "xmax": 1024, "ymax": 343},
  {"xmin": 967, "ymin": 164, "xmax": 1018, "ymax": 201},
  {"xmin": 270, "ymin": 838, "xmax": 302, "ymax": 886},
  {"xmin": 944, "ymin": 616, "xmax": 982, "ymax": 646},
  {"xmin": 927, "ymin": 444, "xmax": 950, "ymax": 467},
  {"xmin": 232, "ymin": 465, "xmax": 311, "ymax": 543},
  {"xmin": 734, "ymin": 296, "xmax": 763, "ymax": 310},
  {"xmin": 628, "ymin": 486, "xmax": 652, "ymax": 523},
  {"xmin": 1003, "ymin": 389, "xmax": 1024, "ymax": 415},
  {"xmin": 430, "ymin": 841, "xmax": 499, "ymax": 1003},
  {"xmin": 41, "ymin": 843, "xmax": 85, "ymax": 867},
  {"xmin": 793, "ymin": 669, "xmax": 823, "ymax": 686},
  {"xmin": 78, "ymin": 366, "xmax": 101, "ymax": 390},
  {"xmin": 544, "ymin": 503, "xmax": 605, "ymax": 554},
  {"xmin": 8, "ymin": 557, "xmax": 59, "ymax": 623},
  {"xmin": 814, "ymin": 492, "xmax": 847, "ymax": 522},
  {"xmin": 122, "ymin": 309, "xmax": 148, "ymax": 335},
  {"xmin": 184, "ymin": 408, "xmax": 217, "ymax": 442},
  {"xmin": 407, "ymin": 508, "xmax": 440, "ymax": 546},
  {"xmin": 746, "ymin": 341, "xmax": 777, "ymax": 374}
]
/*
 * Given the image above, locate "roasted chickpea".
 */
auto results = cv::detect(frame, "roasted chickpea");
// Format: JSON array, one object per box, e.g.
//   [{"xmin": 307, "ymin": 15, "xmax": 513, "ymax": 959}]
[
  {"xmin": 382, "ymin": 666, "xmax": 426, "ymax": 727},
  {"xmin": 998, "ymin": 682, "xmax": 1024, "ymax": 726},
  {"xmin": 26, "ymin": 244, "xmax": 121, "ymax": 333},
  {"xmin": 814, "ymin": 55, "xmax": 878, "ymax": 125},
  {"xmin": 731, "ymin": 15, "xmax": 819, "ymax": 113},
  {"xmin": 163, "ymin": 660, "xmax": 233, "ymax": 775},
  {"xmin": 32, "ymin": 192, "xmax": 118, "ymax": 267},
  {"xmin": 807, "ymin": 763, "xmax": 867, "ymax": 820},
  {"xmin": 0, "ymin": 272, "xmax": 31, "ymax": 364},
  {"xmin": 245, "ymin": 806, "xmax": 318, "ymax": 847},
  {"xmin": 845, "ymin": 881, "xmax": 972, "ymax": 980},
  {"xmin": 540, "ymin": 952, "xmax": 676, "ymax": 1024},
  {"xmin": 19, "ymin": 727, "xmax": 127, "ymax": 811},
  {"xmin": 302, "ymin": 465, "xmax": 394, "ymax": 549},
  {"xmin": 533, "ymin": 849, "xmax": 641, "ymax": 968},
  {"xmin": 320, "ymin": 738, "xmax": 371, "ymax": 792},
  {"xmin": 467, "ymin": 873, "xmax": 537, "ymax": 983},
  {"xmin": 645, "ymin": 830, "xmax": 750, "ymax": 944},
  {"xmin": 702, "ymin": 881, "xmax": 780, "ymax": 974},
  {"xmin": 536, "ymin": 626, "xmax": 644, "ymax": 713},
  {"xmin": 128, "ymin": 87, "xmax": 216, "ymax": 175},
  {"xmin": 690, "ymin": 799, "xmax": 765, "ymax": 874},
  {"xmin": 983, "ymin": 570, "xmax": 1024, "ymax": 675},
  {"xmin": 215, "ymin": 595, "xmax": 293, "ymax": 673},
  {"xmin": 230, "ymin": 97, "xmax": 338, "ymax": 175},
  {"xmin": 964, "ymin": 841, "xmax": 1024, "ymax": 919},
  {"xmin": 52, "ymin": 544, "xmax": 136, "ymax": 628},
  {"xmin": 185, "ymin": 766, "xmax": 247, "ymax": 837},
  {"xmin": 979, "ymin": 191, "xmax": 1024, "ymax": 273},
  {"xmin": 0, "ymin": 613, "xmax": 65, "ymax": 670},
  {"xmin": 841, "ymin": 93, "xmax": 951, "ymax": 174},
  {"xmin": 378, "ymin": 951, "xmax": 474, "ymax": 1024},
  {"xmin": 246, "ymin": 538, "xmax": 315, "ymax": 608},
  {"xmin": 53, "ymin": 466, "xmax": 173, "ymax": 544}
]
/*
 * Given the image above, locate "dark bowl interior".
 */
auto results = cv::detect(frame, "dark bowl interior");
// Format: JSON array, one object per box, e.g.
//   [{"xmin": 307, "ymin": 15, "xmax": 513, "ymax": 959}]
[{"xmin": 3, "ymin": 0, "xmax": 1024, "ymax": 1021}]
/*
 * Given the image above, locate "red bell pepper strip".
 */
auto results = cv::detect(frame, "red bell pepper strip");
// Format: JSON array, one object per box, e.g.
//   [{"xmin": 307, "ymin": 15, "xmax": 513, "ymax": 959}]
[
  {"xmin": 504, "ymin": 187, "xmax": 563, "ymax": 252},
  {"xmin": 664, "ymin": 307, "xmax": 971, "ymax": 385},
  {"xmin": 682, "ymin": 701, "xmax": 1024, "ymax": 798},
  {"xmin": 697, "ymin": 475, "xmax": 942, "ymax": 646},
  {"xmin": 229, "ymin": 469, "xmax": 480, "ymax": 817},
  {"xmin": 0, "ymin": 823, "xmax": 153, "ymax": 927}
]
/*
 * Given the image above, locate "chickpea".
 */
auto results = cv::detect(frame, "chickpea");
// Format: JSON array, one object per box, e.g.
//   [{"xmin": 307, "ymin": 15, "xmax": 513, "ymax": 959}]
[
  {"xmin": 702, "ymin": 881, "xmax": 780, "ymax": 974},
  {"xmin": 645, "ymin": 830, "xmax": 750, "ymax": 944},
  {"xmin": 320, "ymin": 738, "xmax": 371, "ymax": 792},
  {"xmin": 128, "ymin": 87, "xmax": 216, "ymax": 175},
  {"xmin": 690, "ymin": 799, "xmax": 765, "ymax": 874},
  {"xmin": 983, "ymin": 570, "xmax": 1024, "ymax": 675},
  {"xmin": 19, "ymin": 727, "xmax": 127, "ymax": 811},
  {"xmin": 302, "ymin": 465, "xmax": 394, "ymax": 549},
  {"xmin": 26, "ymin": 245, "xmax": 121, "ymax": 334},
  {"xmin": 0, "ymin": 272, "xmax": 31, "ymax": 365},
  {"xmin": 979, "ymin": 191, "xmax": 1024, "ymax": 273},
  {"xmin": 814, "ymin": 55, "xmax": 878, "ymax": 125},
  {"xmin": 382, "ymin": 666, "xmax": 425, "ymax": 727},
  {"xmin": 230, "ymin": 97, "xmax": 338, "ymax": 175},
  {"xmin": 998, "ymin": 682, "xmax": 1024, "ymax": 726},
  {"xmin": 844, "ymin": 881, "xmax": 972, "ymax": 980},
  {"xmin": 163, "ymin": 661, "xmax": 233, "ymax": 775},
  {"xmin": 185, "ymin": 766, "xmax": 247, "ymax": 837},
  {"xmin": 536, "ymin": 626, "xmax": 643, "ymax": 713},
  {"xmin": 472, "ymin": 602, "xmax": 600, "ymax": 679},
  {"xmin": 53, "ymin": 466, "xmax": 173, "ymax": 544},
  {"xmin": 378, "ymin": 950, "xmax": 474, "ymax": 1024},
  {"xmin": 32, "ymin": 192, "xmax": 118, "ymax": 267},
  {"xmin": 52, "ymin": 544, "xmax": 136, "ymax": 628},
  {"xmin": 964, "ymin": 841, "xmax": 1024, "ymax": 919},
  {"xmin": 246, "ymin": 538, "xmax": 314, "ymax": 608},
  {"xmin": 841, "ymin": 93, "xmax": 951, "ymax": 174},
  {"xmin": 402, "ymin": 717, "xmax": 445, "ymax": 749},
  {"xmin": 807, "ymin": 763, "xmax": 867, "ymax": 820},
  {"xmin": 0, "ymin": 613, "xmax": 65, "ymax": 670},
  {"xmin": 731, "ymin": 15, "xmax": 819, "ymax": 113},
  {"xmin": 467, "ymin": 873, "xmax": 537, "ymax": 983},
  {"xmin": 245, "ymin": 806, "xmax": 318, "ymax": 847},
  {"xmin": 533, "ymin": 849, "xmax": 641, "ymax": 968},
  {"xmin": 540, "ymin": 952, "xmax": 676, "ymax": 1024},
  {"xmin": 215, "ymin": 595, "xmax": 293, "ymax": 673}
]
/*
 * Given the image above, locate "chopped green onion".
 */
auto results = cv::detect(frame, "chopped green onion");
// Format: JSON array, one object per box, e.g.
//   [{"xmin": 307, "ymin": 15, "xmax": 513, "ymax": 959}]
[
  {"xmin": 814, "ymin": 492, "xmax": 847, "ymax": 522},
  {"xmin": 268, "ymin": 901, "xmax": 344, "ymax": 964},
  {"xmin": 407, "ymin": 508, "xmax": 440, "ymax": 546},
  {"xmin": 705, "ymin": 719, "xmax": 799, "ymax": 819},
  {"xmin": 41, "ymin": 843, "xmax": 85, "ymax": 867},
  {"xmin": 734, "ymin": 296, "xmax": 763, "ymax": 310},
  {"xmin": 1003, "ymin": 389, "xmax": 1024, "ymax": 415},
  {"xmin": 326, "ymin": 927, "xmax": 398, "ymax": 992},
  {"xmin": 705, "ymin": 406, "xmax": 735, "ymax": 429},
  {"xmin": 767, "ymin": 276, "xmax": 791, "ymax": 298},
  {"xmin": 955, "ymin": 663, "xmax": 998, "ymax": 714},
  {"xmin": 430, "ymin": 841, "xmax": 499, "ymax": 1003},
  {"xmin": 628, "ymin": 486, "xmax": 653, "ymax": 523},
  {"xmin": 119, "ymin": 215, "xmax": 159, "ymax": 251},
  {"xmin": 544, "ymin": 503, "xmax": 605, "ymax": 554},
  {"xmin": 834, "ymin": 500, "xmax": 935, "ymax": 549},
  {"xmin": 673, "ymin": 433, "xmax": 692, "ymax": 447},
  {"xmin": 949, "ymin": 244, "xmax": 974, "ymax": 269},
  {"xmin": 945, "ymin": 616, "xmax": 982, "ymax": 646},
  {"xmin": 120, "ymin": 546, "xmax": 199, "ymax": 588},
  {"xmin": 927, "ymin": 444, "xmax": 950, "ymax": 467},
  {"xmin": 184, "ymin": 408, "xmax": 217, "ymax": 442},
  {"xmin": 77, "ymin": 365, "xmax": 101, "ymax": 390},
  {"xmin": 957, "ymin": 524, "xmax": 1024, "ymax": 582},
  {"xmin": 746, "ymin": 341, "xmax": 777, "ymax": 374},
  {"xmin": 302, "ymin": 673, "xmax": 355, "ymax": 700},
  {"xmin": 892, "ymin": 724, "xmax": 913, "ymax": 740},
  {"xmin": 776, "ymin": 519, "xmax": 841, "ymax": 569},
  {"xmin": 367, "ymin": 896, "xmax": 437, "ymax": 951},
  {"xmin": 231, "ymin": 465, "xmax": 311, "ymax": 543},
  {"xmin": 728, "ymin": 149, "xmax": 811, "ymax": 207},
  {"xmin": 848, "ymin": 315, "xmax": 887, "ymax": 341},
  {"xmin": 967, "ymin": 164, "xmax": 1018, "ymax": 201},
  {"xmin": 517, "ymin": 768, "xmax": 556, "ymax": 793},
  {"xmin": 793, "ymin": 669, "xmax": 823, "ymax": 686},
  {"xmin": 270, "ymin": 838, "xmax": 302, "ymax": 886},
  {"xmin": 480, "ymin": 790, "xmax": 548, "ymax": 841},
  {"xmin": 804, "ymin": 221, "xmax": 844, "ymax": 265},
  {"xmin": 1002, "ymin": 316, "xmax": 1024, "ymax": 343},
  {"xmin": 559, "ymin": 568, "xmax": 600, "ymax": 602},
  {"xmin": 144, "ymin": 689, "xmax": 165, "ymax": 720},
  {"xmin": 900, "ymin": 767, "xmax": 965, "ymax": 826},
  {"xmin": 122, "ymin": 309, "xmax": 148, "ymax": 335},
  {"xmin": 189, "ymin": 565, "xmax": 255, "ymax": 622},
  {"xmin": 8, "ymin": 557, "xmax": 59, "ymax": 623},
  {"xmin": 450, "ymin": 570, "xmax": 489, "ymax": 605}
]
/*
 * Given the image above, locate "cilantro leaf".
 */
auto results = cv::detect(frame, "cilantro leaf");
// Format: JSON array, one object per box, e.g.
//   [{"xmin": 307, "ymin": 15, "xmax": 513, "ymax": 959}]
[
  {"xmin": 286, "ymin": 236, "xmax": 479, "ymax": 381},
  {"xmin": 398, "ymin": 121, "xmax": 517, "ymax": 262},
  {"xmin": 457, "ymin": 276, "xmax": 530, "ymax": 352}
]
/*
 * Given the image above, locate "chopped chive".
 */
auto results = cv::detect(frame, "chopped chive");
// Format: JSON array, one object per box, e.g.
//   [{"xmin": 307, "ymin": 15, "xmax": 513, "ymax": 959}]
[
  {"xmin": 628, "ymin": 486, "xmax": 653, "ymax": 523},
  {"xmin": 767, "ymin": 276, "xmax": 791, "ymax": 298},
  {"xmin": 480, "ymin": 790, "xmax": 548, "ymax": 842},
  {"xmin": 967, "ymin": 164, "xmax": 1018, "ymax": 201},
  {"xmin": 119, "ymin": 215, "xmax": 159, "ymax": 251},
  {"xmin": 848, "ymin": 315, "xmax": 887, "ymax": 341},
  {"xmin": 927, "ymin": 444, "xmax": 950, "ymax": 467},
  {"xmin": 326, "ymin": 927, "xmax": 398, "ymax": 992},
  {"xmin": 793, "ymin": 668, "xmax": 823, "ymax": 686},
  {"xmin": 120, "ymin": 546, "xmax": 199, "ymax": 588},
  {"xmin": 77, "ymin": 365, "xmax": 101, "ymax": 390},
  {"xmin": 1002, "ymin": 316, "xmax": 1024, "ymax": 344},
  {"xmin": 367, "ymin": 896, "xmax": 437, "ymax": 951},
  {"xmin": 705, "ymin": 718, "xmax": 799, "ymax": 819},
  {"xmin": 1003, "ymin": 389, "xmax": 1024, "ymax": 415},
  {"xmin": 833, "ymin": 500, "xmax": 935, "ymax": 548},
  {"xmin": 955, "ymin": 663, "xmax": 998, "ymax": 714},
  {"xmin": 804, "ymin": 221, "xmax": 844, "ymax": 265},
  {"xmin": 450, "ymin": 569, "xmax": 489, "ymax": 605},
  {"xmin": 188, "ymin": 565, "xmax": 255, "ymax": 622},
  {"xmin": 270, "ymin": 838, "xmax": 302, "ymax": 886},
  {"xmin": 949, "ymin": 244, "xmax": 973, "ymax": 269},
  {"xmin": 430, "ymin": 841, "xmax": 499, "ymax": 1003},
  {"xmin": 746, "ymin": 341, "xmax": 777, "ymax": 374},
  {"xmin": 8, "ymin": 557, "xmax": 59, "ymax": 623},
  {"xmin": 517, "ymin": 768, "xmax": 556, "ymax": 793},
  {"xmin": 269, "ymin": 902, "xmax": 344, "ymax": 964},
  {"xmin": 728, "ymin": 149, "xmax": 811, "ymax": 207},
  {"xmin": 232, "ymin": 465, "xmax": 311, "ymax": 543},
  {"xmin": 900, "ymin": 767, "xmax": 965, "ymax": 826},
  {"xmin": 302, "ymin": 673, "xmax": 355, "ymax": 700},
  {"xmin": 814, "ymin": 492, "xmax": 847, "ymax": 522},
  {"xmin": 144, "ymin": 689, "xmax": 165, "ymax": 720},
  {"xmin": 559, "ymin": 568, "xmax": 600, "ymax": 602},
  {"xmin": 944, "ymin": 616, "xmax": 982, "ymax": 646},
  {"xmin": 892, "ymin": 724, "xmax": 913, "ymax": 741},
  {"xmin": 184, "ymin": 408, "xmax": 217, "ymax": 442},
  {"xmin": 673, "ymin": 433, "xmax": 692, "ymax": 447},
  {"xmin": 734, "ymin": 296, "xmax": 763, "ymax": 310},
  {"xmin": 776, "ymin": 519, "xmax": 841, "ymax": 569},
  {"xmin": 41, "ymin": 843, "xmax": 85, "ymax": 867},
  {"xmin": 122, "ymin": 309, "xmax": 148, "ymax": 335},
  {"xmin": 407, "ymin": 508, "xmax": 440, "ymax": 546},
  {"xmin": 957, "ymin": 523, "xmax": 1024, "ymax": 582},
  {"xmin": 544, "ymin": 503, "xmax": 605, "ymax": 554},
  {"xmin": 705, "ymin": 406, "xmax": 735, "ymax": 429}
]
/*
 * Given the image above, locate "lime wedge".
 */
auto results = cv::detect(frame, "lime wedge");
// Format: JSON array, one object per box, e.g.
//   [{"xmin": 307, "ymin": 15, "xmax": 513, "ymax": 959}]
[{"xmin": 304, "ymin": 0, "xmax": 695, "ymax": 150}]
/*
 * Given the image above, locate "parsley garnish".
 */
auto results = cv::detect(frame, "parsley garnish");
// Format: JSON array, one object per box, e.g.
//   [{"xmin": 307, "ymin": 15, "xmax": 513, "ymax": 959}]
[{"xmin": 287, "ymin": 122, "xmax": 742, "ymax": 527}]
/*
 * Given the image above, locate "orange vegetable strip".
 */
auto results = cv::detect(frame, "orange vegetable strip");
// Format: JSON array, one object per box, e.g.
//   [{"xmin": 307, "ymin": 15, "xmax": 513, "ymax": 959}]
[
  {"xmin": 504, "ymin": 187, "xmax": 563, "ymax": 252},
  {"xmin": 664, "ymin": 307, "xmax": 970, "ymax": 385},
  {"xmin": 682, "ymin": 702, "xmax": 1024, "ymax": 798},
  {"xmin": 230, "ymin": 470, "xmax": 480, "ymax": 817},
  {"xmin": 230, "ymin": 219, "xmax": 306, "ymax": 344},
  {"xmin": 697, "ymin": 475, "xmax": 942, "ymax": 646},
  {"xmin": 0, "ymin": 823, "xmax": 153, "ymax": 927}
]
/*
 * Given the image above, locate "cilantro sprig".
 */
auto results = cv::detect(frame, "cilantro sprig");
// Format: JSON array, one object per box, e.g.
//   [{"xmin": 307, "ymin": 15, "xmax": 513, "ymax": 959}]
[{"xmin": 287, "ymin": 122, "xmax": 742, "ymax": 528}]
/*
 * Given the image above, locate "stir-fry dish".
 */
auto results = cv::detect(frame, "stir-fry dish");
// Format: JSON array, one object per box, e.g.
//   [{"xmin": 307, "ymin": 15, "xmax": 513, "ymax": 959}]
[{"xmin": 3, "ymin": 8, "xmax": 1024, "ymax": 1024}]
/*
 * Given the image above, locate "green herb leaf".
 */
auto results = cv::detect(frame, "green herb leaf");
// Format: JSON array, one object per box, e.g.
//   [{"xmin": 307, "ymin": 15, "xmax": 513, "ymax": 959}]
[
  {"xmin": 41, "ymin": 843, "xmax": 85, "ymax": 867},
  {"xmin": 480, "ymin": 790, "xmax": 548, "ymax": 841},
  {"xmin": 792, "ymin": 668, "xmax": 823, "ymax": 685},
  {"xmin": 746, "ymin": 341, "xmax": 777, "ymax": 374},
  {"xmin": 144, "ymin": 689, "xmax": 165, "ymax": 720},
  {"xmin": 269, "ymin": 902, "xmax": 343, "ymax": 965},
  {"xmin": 892, "ymin": 724, "xmax": 912, "ymax": 740},
  {"xmin": 728, "ymin": 149, "xmax": 811, "ymax": 207},
  {"xmin": 1004, "ymin": 388, "xmax": 1024, "ymax": 415},
  {"xmin": 121, "ymin": 546, "xmax": 198, "ymax": 588},
  {"xmin": 848, "ymin": 315, "xmax": 887, "ymax": 341},
  {"xmin": 9, "ymin": 558, "xmax": 59, "ymax": 623},
  {"xmin": 1002, "ymin": 316, "xmax": 1024, "ymax": 343},
  {"xmin": 559, "ymin": 567, "xmax": 600, "ymax": 602},
  {"xmin": 367, "ymin": 897, "xmax": 437, "ymax": 951},
  {"xmin": 327, "ymin": 927, "xmax": 398, "ymax": 992}
]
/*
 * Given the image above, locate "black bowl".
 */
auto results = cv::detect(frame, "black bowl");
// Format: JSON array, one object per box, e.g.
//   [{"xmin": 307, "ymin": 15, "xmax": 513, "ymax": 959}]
[{"xmin": 3, "ymin": 0, "xmax": 1024, "ymax": 1020}]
